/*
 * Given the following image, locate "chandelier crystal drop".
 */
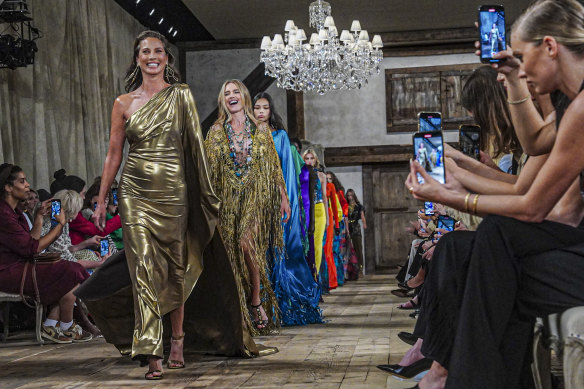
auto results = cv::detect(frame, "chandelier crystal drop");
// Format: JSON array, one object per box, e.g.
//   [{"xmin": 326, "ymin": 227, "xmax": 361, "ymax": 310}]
[{"xmin": 260, "ymin": 0, "xmax": 383, "ymax": 95}]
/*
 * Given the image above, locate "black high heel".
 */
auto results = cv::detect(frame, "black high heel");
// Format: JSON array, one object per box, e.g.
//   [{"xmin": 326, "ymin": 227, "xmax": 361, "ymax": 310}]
[{"xmin": 376, "ymin": 358, "xmax": 432, "ymax": 379}]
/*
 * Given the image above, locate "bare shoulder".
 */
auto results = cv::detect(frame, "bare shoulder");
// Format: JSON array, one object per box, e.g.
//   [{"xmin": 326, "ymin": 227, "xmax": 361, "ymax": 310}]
[{"xmin": 558, "ymin": 93, "xmax": 584, "ymax": 135}]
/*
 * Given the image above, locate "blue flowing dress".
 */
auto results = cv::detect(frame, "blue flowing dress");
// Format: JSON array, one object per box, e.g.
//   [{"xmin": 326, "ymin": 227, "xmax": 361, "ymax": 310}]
[{"xmin": 270, "ymin": 129, "xmax": 323, "ymax": 325}]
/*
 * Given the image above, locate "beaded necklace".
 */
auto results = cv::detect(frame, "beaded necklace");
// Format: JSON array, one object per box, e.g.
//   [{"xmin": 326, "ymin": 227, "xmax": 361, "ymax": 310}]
[{"xmin": 225, "ymin": 117, "xmax": 254, "ymax": 180}]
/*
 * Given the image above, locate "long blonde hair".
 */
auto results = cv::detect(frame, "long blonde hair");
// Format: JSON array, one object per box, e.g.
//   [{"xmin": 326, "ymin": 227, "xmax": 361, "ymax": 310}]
[
  {"xmin": 513, "ymin": 0, "xmax": 584, "ymax": 56},
  {"xmin": 302, "ymin": 148, "xmax": 322, "ymax": 169},
  {"xmin": 214, "ymin": 79, "xmax": 258, "ymax": 127}
]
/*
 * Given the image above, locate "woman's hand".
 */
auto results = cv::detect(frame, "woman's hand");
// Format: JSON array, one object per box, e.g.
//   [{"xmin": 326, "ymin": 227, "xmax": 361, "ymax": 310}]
[
  {"xmin": 85, "ymin": 235, "xmax": 102, "ymax": 248},
  {"xmin": 422, "ymin": 245, "xmax": 436, "ymax": 260},
  {"xmin": 454, "ymin": 221, "xmax": 468, "ymax": 231},
  {"xmin": 406, "ymin": 160, "xmax": 450, "ymax": 203},
  {"xmin": 444, "ymin": 143, "xmax": 469, "ymax": 165},
  {"xmin": 479, "ymin": 151, "xmax": 501, "ymax": 171},
  {"xmin": 443, "ymin": 158, "xmax": 467, "ymax": 193},
  {"xmin": 280, "ymin": 197, "xmax": 291, "ymax": 223},
  {"xmin": 92, "ymin": 202, "xmax": 106, "ymax": 231}
]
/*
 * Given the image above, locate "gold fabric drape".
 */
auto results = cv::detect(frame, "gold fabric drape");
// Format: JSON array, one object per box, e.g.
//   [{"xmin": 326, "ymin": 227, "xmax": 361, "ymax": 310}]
[
  {"xmin": 204, "ymin": 121, "xmax": 285, "ymax": 336},
  {"xmin": 0, "ymin": 0, "xmax": 144, "ymax": 188}
]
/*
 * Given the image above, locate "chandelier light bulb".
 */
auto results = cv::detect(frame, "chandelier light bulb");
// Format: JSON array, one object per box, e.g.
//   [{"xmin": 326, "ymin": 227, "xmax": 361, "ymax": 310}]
[
  {"xmin": 289, "ymin": 35, "xmax": 298, "ymax": 46},
  {"xmin": 324, "ymin": 16, "xmax": 335, "ymax": 28},
  {"xmin": 261, "ymin": 36, "xmax": 272, "ymax": 50},
  {"xmin": 372, "ymin": 35, "xmax": 383, "ymax": 48},
  {"xmin": 318, "ymin": 29, "xmax": 328, "ymax": 41},
  {"xmin": 358, "ymin": 30, "xmax": 370, "ymax": 41},
  {"xmin": 296, "ymin": 29, "xmax": 307, "ymax": 41},
  {"xmin": 339, "ymin": 30, "xmax": 351, "ymax": 42},
  {"xmin": 273, "ymin": 34, "xmax": 284, "ymax": 46},
  {"xmin": 350, "ymin": 20, "xmax": 361, "ymax": 32},
  {"xmin": 309, "ymin": 33, "xmax": 320, "ymax": 45},
  {"xmin": 284, "ymin": 20, "xmax": 295, "ymax": 31}
]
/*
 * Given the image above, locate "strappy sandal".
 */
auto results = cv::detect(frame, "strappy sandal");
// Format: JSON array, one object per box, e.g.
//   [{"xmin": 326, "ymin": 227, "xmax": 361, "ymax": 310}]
[
  {"xmin": 145, "ymin": 370, "xmax": 163, "ymax": 380},
  {"xmin": 251, "ymin": 303, "xmax": 268, "ymax": 329},
  {"xmin": 167, "ymin": 332, "xmax": 185, "ymax": 369},
  {"xmin": 397, "ymin": 299, "xmax": 420, "ymax": 310}
]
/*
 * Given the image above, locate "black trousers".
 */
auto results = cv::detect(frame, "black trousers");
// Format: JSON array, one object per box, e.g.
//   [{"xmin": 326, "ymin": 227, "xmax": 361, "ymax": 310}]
[{"xmin": 445, "ymin": 215, "xmax": 584, "ymax": 389}]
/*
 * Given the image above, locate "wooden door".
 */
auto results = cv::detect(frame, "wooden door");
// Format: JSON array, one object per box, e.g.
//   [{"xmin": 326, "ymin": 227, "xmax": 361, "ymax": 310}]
[{"xmin": 363, "ymin": 162, "xmax": 421, "ymax": 272}]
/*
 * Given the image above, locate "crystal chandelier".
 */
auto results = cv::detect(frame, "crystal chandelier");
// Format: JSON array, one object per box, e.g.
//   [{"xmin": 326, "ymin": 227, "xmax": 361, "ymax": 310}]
[{"xmin": 260, "ymin": 0, "xmax": 383, "ymax": 95}]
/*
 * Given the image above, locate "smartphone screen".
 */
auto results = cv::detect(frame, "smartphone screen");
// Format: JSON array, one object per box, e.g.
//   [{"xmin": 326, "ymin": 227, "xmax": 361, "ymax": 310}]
[
  {"xmin": 50, "ymin": 199, "xmax": 61, "ymax": 226},
  {"xmin": 437, "ymin": 215, "xmax": 455, "ymax": 232},
  {"xmin": 112, "ymin": 188, "xmax": 118, "ymax": 206},
  {"xmin": 413, "ymin": 131, "xmax": 446, "ymax": 185},
  {"xmin": 93, "ymin": 202, "xmax": 98, "ymax": 211},
  {"xmin": 418, "ymin": 112, "xmax": 442, "ymax": 132},
  {"xmin": 479, "ymin": 5, "xmax": 506, "ymax": 63},
  {"xmin": 459, "ymin": 125, "xmax": 481, "ymax": 160},
  {"xmin": 100, "ymin": 239, "xmax": 109, "ymax": 257},
  {"xmin": 424, "ymin": 202, "xmax": 434, "ymax": 216}
]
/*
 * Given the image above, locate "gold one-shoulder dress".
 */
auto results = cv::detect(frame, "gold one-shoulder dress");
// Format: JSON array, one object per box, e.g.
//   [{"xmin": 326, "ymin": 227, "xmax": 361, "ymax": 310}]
[{"xmin": 117, "ymin": 84, "xmax": 256, "ymax": 358}]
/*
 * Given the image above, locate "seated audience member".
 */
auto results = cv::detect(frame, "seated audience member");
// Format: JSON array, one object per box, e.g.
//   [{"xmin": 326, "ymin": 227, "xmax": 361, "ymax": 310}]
[
  {"xmin": 83, "ymin": 180, "xmax": 123, "ymax": 250},
  {"xmin": 50, "ymin": 169, "xmax": 121, "ymax": 247},
  {"xmin": 41, "ymin": 189, "xmax": 110, "ymax": 269},
  {"xmin": 21, "ymin": 189, "xmax": 39, "ymax": 229},
  {"xmin": 399, "ymin": 2, "xmax": 584, "ymax": 387},
  {"xmin": 0, "ymin": 163, "xmax": 92, "ymax": 343}
]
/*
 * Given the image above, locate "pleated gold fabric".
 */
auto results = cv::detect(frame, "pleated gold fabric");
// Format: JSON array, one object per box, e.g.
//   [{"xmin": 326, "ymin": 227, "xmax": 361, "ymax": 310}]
[
  {"xmin": 118, "ymin": 84, "xmax": 255, "ymax": 358},
  {"xmin": 204, "ymin": 121, "xmax": 285, "ymax": 336}
]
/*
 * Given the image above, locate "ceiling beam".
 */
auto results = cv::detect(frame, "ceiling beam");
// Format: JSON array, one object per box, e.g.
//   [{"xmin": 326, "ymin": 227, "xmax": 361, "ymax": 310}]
[{"xmin": 114, "ymin": 0, "xmax": 213, "ymax": 43}]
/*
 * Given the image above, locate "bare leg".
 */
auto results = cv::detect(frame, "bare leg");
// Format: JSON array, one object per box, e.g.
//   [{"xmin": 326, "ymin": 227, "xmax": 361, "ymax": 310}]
[
  {"xmin": 58, "ymin": 287, "xmax": 78, "ymax": 322},
  {"xmin": 399, "ymin": 338, "xmax": 425, "ymax": 366},
  {"xmin": 46, "ymin": 305, "xmax": 60, "ymax": 321},
  {"xmin": 407, "ymin": 267, "xmax": 426, "ymax": 288},
  {"xmin": 241, "ymin": 234, "xmax": 267, "ymax": 326},
  {"xmin": 418, "ymin": 361, "xmax": 448, "ymax": 389},
  {"xmin": 168, "ymin": 305, "xmax": 185, "ymax": 368},
  {"xmin": 146, "ymin": 357, "xmax": 163, "ymax": 379}
]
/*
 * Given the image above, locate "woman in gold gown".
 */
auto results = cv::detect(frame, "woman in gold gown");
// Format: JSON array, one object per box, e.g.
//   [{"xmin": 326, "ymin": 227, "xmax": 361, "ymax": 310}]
[
  {"xmin": 204, "ymin": 80, "xmax": 290, "ymax": 336},
  {"xmin": 92, "ymin": 31, "xmax": 259, "ymax": 380}
]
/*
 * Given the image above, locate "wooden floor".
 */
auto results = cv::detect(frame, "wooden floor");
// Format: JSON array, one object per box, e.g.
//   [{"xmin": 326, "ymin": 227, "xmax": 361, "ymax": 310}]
[{"xmin": 0, "ymin": 274, "xmax": 419, "ymax": 389}]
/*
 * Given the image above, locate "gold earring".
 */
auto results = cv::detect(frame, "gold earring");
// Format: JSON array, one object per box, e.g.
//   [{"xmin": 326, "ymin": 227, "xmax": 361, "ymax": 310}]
[
  {"xmin": 165, "ymin": 65, "xmax": 178, "ymax": 83},
  {"xmin": 126, "ymin": 65, "xmax": 139, "ymax": 86}
]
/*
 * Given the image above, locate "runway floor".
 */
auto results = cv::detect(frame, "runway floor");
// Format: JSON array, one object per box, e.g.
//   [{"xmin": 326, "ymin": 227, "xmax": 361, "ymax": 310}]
[{"xmin": 0, "ymin": 274, "xmax": 418, "ymax": 388}]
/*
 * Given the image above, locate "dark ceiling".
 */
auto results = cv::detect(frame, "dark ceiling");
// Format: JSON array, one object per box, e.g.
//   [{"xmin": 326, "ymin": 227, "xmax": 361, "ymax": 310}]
[{"xmin": 118, "ymin": 0, "xmax": 534, "ymax": 44}]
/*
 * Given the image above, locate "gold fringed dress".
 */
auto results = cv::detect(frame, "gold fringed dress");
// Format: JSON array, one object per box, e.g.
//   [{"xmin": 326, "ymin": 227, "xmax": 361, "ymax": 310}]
[
  {"xmin": 205, "ymin": 120, "xmax": 285, "ymax": 335},
  {"xmin": 116, "ymin": 84, "xmax": 257, "ymax": 358}
]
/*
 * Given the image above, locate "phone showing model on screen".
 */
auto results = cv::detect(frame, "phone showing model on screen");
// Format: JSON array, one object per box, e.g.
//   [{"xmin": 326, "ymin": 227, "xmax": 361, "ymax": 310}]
[
  {"xmin": 50, "ymin": 199, "xmax": 61, "ymax": 227},
  {"xmin": 413, "ymin": 131, "xmax": 446, "ymax": 185},
  {"xmin": 418, "ymin": 112, "xmax": 442, "ymax": 132},
  {"xmin": 437, "ymin": 215, "xmax": 455, "ymax": 232},
  {"xmin": 424, "ymin": 202, "xmax": 434, "ymax": 216},
  {"xmin": 479, "ymin": 5, "xmax": 506, "ymax": 63},
  {"xmin": 112, "ymin": 188, "xmax": 118, "ymax": 206},
  {"xmin": 459, "ymin": 124, "xmax": 481, "ymax": 160},
  {"xmin": 100, "ymin": 239, "xmax": 109, "ymax": 257}
]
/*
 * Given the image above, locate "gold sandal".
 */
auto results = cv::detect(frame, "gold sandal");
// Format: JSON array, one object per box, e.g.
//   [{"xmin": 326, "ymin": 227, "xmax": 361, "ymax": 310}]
[
  {"xmin": 167, "ymin": 332, "xmax": 185, "ymax": 369},
  {"xmin": 251, "ymin": 304, "xmax": 268, "ymax": 329}
]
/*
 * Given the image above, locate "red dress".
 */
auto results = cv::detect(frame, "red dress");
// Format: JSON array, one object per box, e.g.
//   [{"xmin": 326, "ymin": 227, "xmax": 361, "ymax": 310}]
[
  {"xmin": 68, "ymin": 212, "xmax": 121, "ymax": 245},
  {"xmin": 0, "ymin": 199, "xmax": 89, "ymax": 305},
  {"xmin": 325, "ymin": 183, "xmax": 339, "ymax": 289}
]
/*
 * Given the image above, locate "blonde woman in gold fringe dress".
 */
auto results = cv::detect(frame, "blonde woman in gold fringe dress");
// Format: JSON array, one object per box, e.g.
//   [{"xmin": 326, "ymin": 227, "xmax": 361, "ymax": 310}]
[
  {"xmin": 205, "ymin": 79, "xmax": 290, "ymax": 336},
  {"xmin": 92, "ymin": 32, "xmax": 265, "ymax": 381}
]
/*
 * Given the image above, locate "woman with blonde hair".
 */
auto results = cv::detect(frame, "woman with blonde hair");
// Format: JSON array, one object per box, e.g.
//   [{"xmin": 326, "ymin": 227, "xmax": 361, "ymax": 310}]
[
  {"xmin": 205, "ymin": 79, "xmax": 290, "ymax": 335},
  {"xmin": 405, "ymin": 0, "xmax": 584, "ymax": 386},
  {"xmin": 302, "ymin": 149, "xmax": 328, "ymax": 284}
]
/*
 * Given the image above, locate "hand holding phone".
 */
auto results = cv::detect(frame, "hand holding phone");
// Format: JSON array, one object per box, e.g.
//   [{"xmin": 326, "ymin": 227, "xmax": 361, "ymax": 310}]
[
  {"xmin": 479, "ymin": 5, "xmax": 506, "ymax": 63},
  {"xmin": 50, "ymin": 199, "xmax": 62, "ymax": 227},
  {"xmin": 100, "ymin": 239, "xmax": 110, "ymax": 257},
  {"xmin": 413, "ymin": 131, "xmax": 446, "ymax": 185},
  {"xmin": 424, "ymin": 202, "xmax": 434, "ymax": 216}
]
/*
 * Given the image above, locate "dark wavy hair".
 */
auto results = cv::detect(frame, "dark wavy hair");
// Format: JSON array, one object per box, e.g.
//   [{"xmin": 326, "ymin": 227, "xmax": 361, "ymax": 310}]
[
  {"xmin": 346, "ymin": 189, "xmax": 360, "ymax": 205},
  {"xmin": 124, "ymin": 30, "xmax": 181, "ymax": 93},
  {"xmin": 50, "ymin": 169, "xmax": 86, "ymax": 195},
  {"xmin": 0, "ymin": 163, "xmax": 23, "ymax": 199},
  {"xmin": 325, "ymin": 171, "xmax": 344, "ymax": 192},
  {"xmin": 461, "ymin": 66, "xmax": 521, "ymax": 158},
  {"xmin": 253, "ymin": 92, "xmax": 286, "ymax": 131}
]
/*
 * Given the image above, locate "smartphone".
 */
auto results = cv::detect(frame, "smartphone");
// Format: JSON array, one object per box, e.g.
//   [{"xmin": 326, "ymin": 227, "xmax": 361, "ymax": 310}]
[
  {"xmin": 100, "ymin": 239, "xmax": 109, "ymax": 257},
  {"xmin": 479, "ymin": 5, "xmax": 506, "ymax": 63},
  {"xmin": 459, "ymin": 124, "xmax": 481, "ymax": 161},
  {"xmin": 50, "ymin": 199, "xmax": 61, "ymax": 226},
  {"xmin": 413, "ymin": 131, "xmax": 446, "ymax": 185},
  {"xmin": 418, "ymin": 112, "xmax": 442, "ymax": 132},
  {"xmin": 424, "ymin": 202, "xmax": 434, "ymax": 216},
  {"xmin": 93, "ymin": 202, "xmax": 98, "ymax": 211},
  {"xmin": 112, "ymin": 188, "xmax": 118, "ymax": 206},
  {"xmin": 437, "ymin": 215, "xmax": 455, "ymax": 232}
]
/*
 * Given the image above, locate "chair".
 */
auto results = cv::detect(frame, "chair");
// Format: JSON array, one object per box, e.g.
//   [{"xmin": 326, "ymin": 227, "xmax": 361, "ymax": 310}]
[
  {"xmin": 0, "ymin": 291, "xmax": 44, "ymax": 346},
  {"xmin": 532, "ymin": 307, "xmax": 584, "ymax": 389}
]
